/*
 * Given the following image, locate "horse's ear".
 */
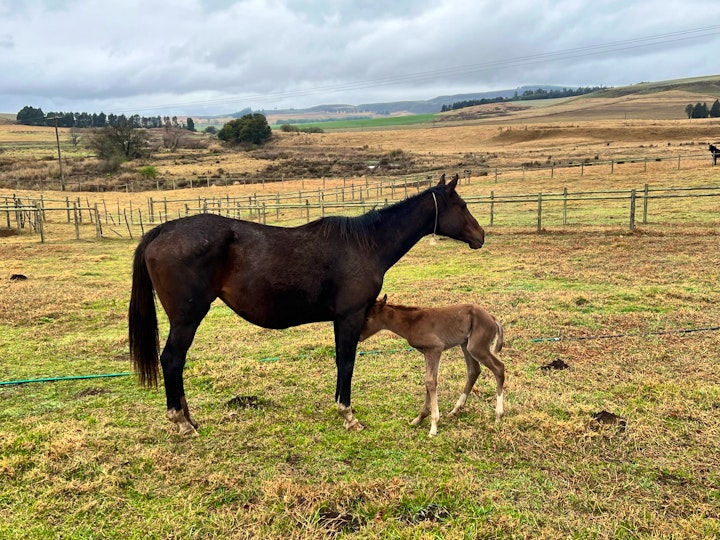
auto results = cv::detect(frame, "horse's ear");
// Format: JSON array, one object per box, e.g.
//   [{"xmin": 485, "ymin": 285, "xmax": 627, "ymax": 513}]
[
  {"xmin": 445, "ymin": 173, "xmax": 459, "ymax": 192},
  {"xmin": 437, "ymin": 173, "xmax": 446, "ymax": 186},
  {"xmin": 380, "ymin": 294, "xmax": 387, "ymax": 305}
]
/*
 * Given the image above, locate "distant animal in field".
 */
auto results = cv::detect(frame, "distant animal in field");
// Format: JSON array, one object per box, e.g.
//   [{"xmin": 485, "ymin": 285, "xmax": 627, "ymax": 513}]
[
  {"xmin": 359, "ymin": 295, "xmax": 505, "ymax": 437},
  {"xmin": 128, "ymin": 174, "xmax": 486, "ymax": 436},
  {"xmin": 710, "ymin": 144, "xmax": 719, "ymax": 165}
]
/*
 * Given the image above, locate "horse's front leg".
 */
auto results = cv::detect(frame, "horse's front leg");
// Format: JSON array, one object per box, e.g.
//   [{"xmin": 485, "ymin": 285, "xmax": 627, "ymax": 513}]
[
  {"xmin": 334, "ymin": 313, "xmax": 365, "ymax": 431},
  {"xmin": 412, "ymin": 350, "xmax": 441, "ymax": 437}
]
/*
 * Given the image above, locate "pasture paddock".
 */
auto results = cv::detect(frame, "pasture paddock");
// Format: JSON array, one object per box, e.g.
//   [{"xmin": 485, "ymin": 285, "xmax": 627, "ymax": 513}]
[
  {"xmin": 1, "ymin": 214, "xmax": 719, "ymax": 538},
  {"xmin": 1, "ymin": 113, "xmax": 720, "ymax": 537}
]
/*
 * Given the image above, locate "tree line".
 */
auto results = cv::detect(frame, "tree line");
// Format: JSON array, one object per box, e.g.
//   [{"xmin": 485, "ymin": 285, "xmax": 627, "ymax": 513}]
[
  {"xmin": 684, "ymin": 100, "xmax": 720, "ymax": 118},
  {"xmin": 16, "ymin": 105, "xmax": 196, "ymax": 131},
  {"xmin": 440, "ymin": 86, "xmax": 606, "ymax": 112}
]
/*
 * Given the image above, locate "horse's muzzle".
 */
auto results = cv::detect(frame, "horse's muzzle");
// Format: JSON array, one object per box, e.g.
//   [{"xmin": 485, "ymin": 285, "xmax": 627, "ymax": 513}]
[
  {"xmin": 468, "ymin": 238, "xmax": 484, "ymax": 249},
  {"xmin": 467, "ymin": 227, "xmax": 485, "ymax": 249}
]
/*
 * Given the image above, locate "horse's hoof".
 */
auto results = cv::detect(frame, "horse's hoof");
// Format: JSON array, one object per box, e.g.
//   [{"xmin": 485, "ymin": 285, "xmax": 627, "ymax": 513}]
[
  {"xmin": 344, "ymin": 419, "xmax": 365, "ymax": 431},
  {"xmin": 167, "ymin": 409, "xmax": 199, "ymax": 437},
  {"xmin": 179, "ymin": 425, "xmax": 199, "ymax": 437}
]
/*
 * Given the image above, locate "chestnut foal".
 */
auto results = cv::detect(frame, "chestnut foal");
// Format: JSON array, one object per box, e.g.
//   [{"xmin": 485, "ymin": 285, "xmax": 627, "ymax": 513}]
[{"xmin": 359, "ymin": 295, "xmax": 505, "ymax": 436}]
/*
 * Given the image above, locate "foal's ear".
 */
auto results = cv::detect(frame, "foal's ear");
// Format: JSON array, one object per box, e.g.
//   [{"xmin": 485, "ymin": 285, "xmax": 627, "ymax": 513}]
[
  {"xmin": 437, "ymin": 173, "xmax": 446, "ymax": 186},
  {"xmin": 379, "ymin": 294, "xmax": 387, "ymax": 306},
  {"xmin": 445, "ymin": 173, "xmax": 459, "ymax": 192}
]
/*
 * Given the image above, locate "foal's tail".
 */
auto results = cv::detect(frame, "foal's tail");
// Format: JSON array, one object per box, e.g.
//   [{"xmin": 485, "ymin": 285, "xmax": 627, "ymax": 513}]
[
  {"xmin": 493, "ymin": 319, "xmax": 504, "ymax": 354},
  {"xmin": 128, "ymin": 227, "xmax": 163, "ymax": 388}
]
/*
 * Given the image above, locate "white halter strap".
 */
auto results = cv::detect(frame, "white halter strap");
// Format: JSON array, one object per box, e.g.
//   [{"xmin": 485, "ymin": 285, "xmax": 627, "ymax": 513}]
[{"xmin": 431, "ymin": 192, "xmax": 439, "ymax": 237}]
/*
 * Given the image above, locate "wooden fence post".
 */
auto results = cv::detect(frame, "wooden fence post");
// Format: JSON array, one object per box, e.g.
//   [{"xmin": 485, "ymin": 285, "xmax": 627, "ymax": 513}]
[
  {"xmin": 35, "ymin": 202, "xmax": 44, "ymax": 243},
  {"xmin": 642, "ymin": 184, "xmax": 649, "ymax": 224},
  {"xmin": 124, "ymin": 209, "xmax": 133, "ymax": 239},
  {"xmin": 629, "ymin": 189, "xmax": 636, "ymax": 231},
  {"xmin": 537, "ymin": 193, "xmax": 543, "ymax": 232},
  {"xmin": 73, "ymin": 201, "xmax": 80, "ymax": 240},
  {"xmin": 489, "ymin": 191, "xmax": 495, "ymax": 226},
  {"xmin": 562, "ymin": 187, "xmax": 568, "ymax": 226},
  {"xmin": 94, "ymin": 204, "xmax": 102, "ymax": 238}
]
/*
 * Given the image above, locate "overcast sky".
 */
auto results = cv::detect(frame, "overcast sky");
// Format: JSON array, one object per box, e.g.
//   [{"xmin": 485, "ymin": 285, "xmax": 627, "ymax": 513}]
[{"xmin": 2, "ymin": 0, "xmax": 719, "ymax": 117}]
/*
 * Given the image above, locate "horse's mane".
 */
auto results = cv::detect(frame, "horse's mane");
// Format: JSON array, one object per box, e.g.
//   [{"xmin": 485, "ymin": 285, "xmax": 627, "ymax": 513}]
[
  {"xmin": 318, "ymin": 210, "xmax": 383, "ymax": 250},
  {"xmin": 316, "ymin": 184, "xmax": 447, "ymax": 249}
]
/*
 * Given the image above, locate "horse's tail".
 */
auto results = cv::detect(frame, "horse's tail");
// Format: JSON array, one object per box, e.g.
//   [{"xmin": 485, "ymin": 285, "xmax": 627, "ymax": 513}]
[
  {"xmin": 493, "ymin": 319, "xmax": 504, "ymax": 354},
  {"xmin": 128, "ymin": 226, "xmax": 164, "ymax": 388}
]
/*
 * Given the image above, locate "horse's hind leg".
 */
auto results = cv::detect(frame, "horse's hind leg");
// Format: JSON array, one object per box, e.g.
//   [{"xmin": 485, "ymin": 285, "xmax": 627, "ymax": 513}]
[
  {"xmin": 161, "ymin": 319, "xmax": 205, "ymax": 436},
  {"xmin": 449, "ymin": 343, "xmax": 482, "ymax": 417},
  {"xmin": 467, "ymin": 341, "xmax": 505, "ymax": 421}
]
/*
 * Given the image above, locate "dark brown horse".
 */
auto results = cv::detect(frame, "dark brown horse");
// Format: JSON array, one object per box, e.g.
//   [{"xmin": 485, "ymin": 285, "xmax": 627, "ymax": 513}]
[
  {"xmin": 129, "ymin": 174, "xmax": 485, "ymax": 435},
  {"xmin": 710, "ymin": 144, "xmax": 719, "ymax": 166}
]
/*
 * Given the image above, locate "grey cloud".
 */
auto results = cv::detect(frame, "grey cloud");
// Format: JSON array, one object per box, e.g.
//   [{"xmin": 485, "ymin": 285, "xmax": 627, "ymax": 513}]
[{"xmin": 0, "ymin": 0, "xmax": 718, "ymax": 115}]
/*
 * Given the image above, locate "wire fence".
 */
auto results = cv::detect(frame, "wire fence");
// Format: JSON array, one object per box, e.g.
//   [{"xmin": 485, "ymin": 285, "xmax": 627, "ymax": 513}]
[{"xmin": 3, "ymin": 175, "xmax": 719, "ymax": 243}]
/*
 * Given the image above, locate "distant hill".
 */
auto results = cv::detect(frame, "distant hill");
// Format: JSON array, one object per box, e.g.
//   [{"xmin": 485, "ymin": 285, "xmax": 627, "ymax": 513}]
[
  {"xmin": 251, "ymin": 86, "xmax": 577, "ymax": 117},
  {"xmin": 437, "ymin": 74, "xmax": 720, "ymax": 124},
  {"xmin": 246, "ymin": 76, "xmax": 719, "ymax": 120},
  {"xmin": 591, "ymin": 75, "xmax": 720, "ymax": 99}
]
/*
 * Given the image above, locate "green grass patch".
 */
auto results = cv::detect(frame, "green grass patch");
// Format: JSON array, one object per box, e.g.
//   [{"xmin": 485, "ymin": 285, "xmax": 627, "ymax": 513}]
[{"xmin": 293, "ymin": 113, "xmax": 438, "ymax": 131}]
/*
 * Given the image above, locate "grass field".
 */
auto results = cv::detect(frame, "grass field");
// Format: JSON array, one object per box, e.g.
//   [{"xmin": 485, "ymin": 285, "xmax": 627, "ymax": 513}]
[
  {"xmin": 290, "ymin": 113, "xmax": 438, "ymax": 131},
  {"xmin": 1, "ymin": 177, "xmax": 719, "ymax": 538}
]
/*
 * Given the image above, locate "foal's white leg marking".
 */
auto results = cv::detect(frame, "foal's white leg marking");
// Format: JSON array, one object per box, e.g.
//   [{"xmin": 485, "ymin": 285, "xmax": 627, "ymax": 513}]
[
  {"xmin": 449, "ymin": 393, "xmax": 468, "ymax": 416},
  {"xmin": 337, "ymin": 403, "xmax": 364, "ymax": 431},
  {"xmin": 428, "ymin": 390, "xmax": 440, "ymax": 437},
  {"xmin": 167, "ymin": 408, "xmax": 199, "ymax": 437},
  {"xmin": 495, "ymin": 390, "xmax": 505, "ymax": 421}
]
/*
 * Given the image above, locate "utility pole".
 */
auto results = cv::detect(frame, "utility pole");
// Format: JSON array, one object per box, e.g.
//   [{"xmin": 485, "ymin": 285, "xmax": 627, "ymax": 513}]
[{"xmin": 47, "ymin": 115, "xmax": 66, "ymax": 191}]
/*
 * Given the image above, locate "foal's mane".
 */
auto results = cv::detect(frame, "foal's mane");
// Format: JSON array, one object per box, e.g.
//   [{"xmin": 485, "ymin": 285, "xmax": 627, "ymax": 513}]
[
  {"xmin": 380, "ymin": 303, "xmax": 420, "ymax": 312},
  {"xmin": 317, "ymin": 184, "xmax": 447, "ymax": 249}
]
